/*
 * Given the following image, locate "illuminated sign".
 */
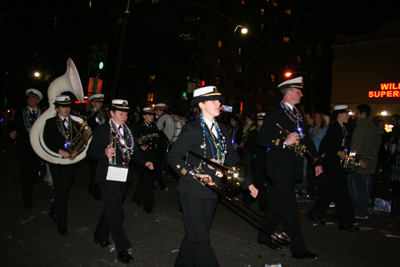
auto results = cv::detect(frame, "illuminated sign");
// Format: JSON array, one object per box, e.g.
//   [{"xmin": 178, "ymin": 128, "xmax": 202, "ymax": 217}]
[{"xmin": 368, "ymin": 83, "xmax": 400, "ymax": 98}]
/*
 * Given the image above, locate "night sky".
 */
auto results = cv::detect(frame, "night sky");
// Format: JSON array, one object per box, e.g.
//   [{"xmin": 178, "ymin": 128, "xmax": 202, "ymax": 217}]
[{"xmin": 2, "ymin": 0, "xmax": 400, "ymax": 110}]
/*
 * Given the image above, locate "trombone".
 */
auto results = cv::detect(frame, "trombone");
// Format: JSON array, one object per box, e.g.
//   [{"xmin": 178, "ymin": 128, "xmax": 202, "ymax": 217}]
[{"xmin": 187, "ymin": 151, "xmax": 291, "ymax": 244}]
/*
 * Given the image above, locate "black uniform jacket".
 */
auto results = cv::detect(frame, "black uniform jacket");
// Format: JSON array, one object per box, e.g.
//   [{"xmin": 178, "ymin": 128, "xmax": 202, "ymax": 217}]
[
  {"xmin": 43, "ymin": 116, "xmax": 78, "ymax": 155},
  {"xmin": 133, "ymin": 120, "xmax": 168, "ymax": 162},
  {"xmin": 87, "ymin": 123, "xmax": 147, "ymax": 184},
  {"xmin": 319, "ymin": 122, "xmax": 346, "ymax": 169},
  {"xmin": 168, "ymin": 117, "xmax": 253, "ymax": 199},
  {"xmin": 83, "ymin": 109, "xmax": 99, "ymax": 132},
  {"xmin": 257, "ymin": 105, "xmax": 320, "ymax": 181},
  {"xmin": 244, "ymin": 128, "xmax": 269, "ymax": 159},
  {"xmin": 10, "ymin": 108, "xmax": 40, "ymax": 154}
]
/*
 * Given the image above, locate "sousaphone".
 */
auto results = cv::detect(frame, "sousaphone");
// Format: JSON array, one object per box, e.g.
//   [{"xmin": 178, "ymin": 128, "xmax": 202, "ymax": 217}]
[{"xmin": 30, "ymin": 58, "xmax": 91, "ymax": 164}]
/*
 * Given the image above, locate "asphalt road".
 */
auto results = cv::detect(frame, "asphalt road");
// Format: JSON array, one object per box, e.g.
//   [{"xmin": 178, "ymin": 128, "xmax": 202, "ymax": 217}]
[{"xmin": 1, "ymin": 140, "xmax": 399, "ymax": 267}]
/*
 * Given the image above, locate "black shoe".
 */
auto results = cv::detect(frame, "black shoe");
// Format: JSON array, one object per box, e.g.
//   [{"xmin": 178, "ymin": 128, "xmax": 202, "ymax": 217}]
[
  {"xmin": 292, "ymin": 251, "xmax": 318, "ymax": 260},
  {"xmin": 257, "ymin": 240, "xmax": 282, "ymax": 250},
  {"xmin": 58, "ymin": 228, "xmax": 68, "ymax": 235},
  {"xmin": 118, "ymin": 250, "xmax": 134, "ymax": 264},
  {"xmin": 307, "ymin": 213, "xmax": 326, "ymax": 225},
  {"xmin": 48, "ymin": 211, "xmax": 58, "ymax": 223},
  {"xmin": 143, "ymin": 207, "xmax": 154, "ymax": 213},
  {"xmin": 93, "ymin": 237, "xmax": 111, "ymax": 248},
  {"xmin": 338, "ymin": 224, "xmax": 361, "ymax": 232}
]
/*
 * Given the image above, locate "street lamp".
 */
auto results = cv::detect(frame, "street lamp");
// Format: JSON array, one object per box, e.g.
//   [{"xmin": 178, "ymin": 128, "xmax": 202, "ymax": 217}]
[
  {"xmin": 284, "ymin": 70, "xmax": 314, "ymax": 115},
  {"xmin": 34, "ymin": 72, "xmax": 40, "ymax": 78},
  {"xmin": 225, "ymin": 25, "xmax": 248, "ymax": 104}
]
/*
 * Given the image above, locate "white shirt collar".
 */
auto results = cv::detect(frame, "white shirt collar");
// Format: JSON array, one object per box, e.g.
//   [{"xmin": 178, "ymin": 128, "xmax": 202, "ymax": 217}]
[
  {"xmin": 203, "ymin": 117, "xmax": 217, "ymax": 136},
  {"xmin": 283, "ymin": 101, "xmax": 294, "ymax": 110},
  {"xmin": 59, "ymin": 115, "xmax": 68, "ymax": 122}
]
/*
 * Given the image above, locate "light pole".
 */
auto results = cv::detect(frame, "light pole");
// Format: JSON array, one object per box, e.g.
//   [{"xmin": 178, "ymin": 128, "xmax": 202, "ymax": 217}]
[
  {"xmin": 285, "ymin": 70, "xmax": 314, "ymax": 115},
  {"xmin": 225, "ymin": 25, "xmax": 247, "ymax": 104}
]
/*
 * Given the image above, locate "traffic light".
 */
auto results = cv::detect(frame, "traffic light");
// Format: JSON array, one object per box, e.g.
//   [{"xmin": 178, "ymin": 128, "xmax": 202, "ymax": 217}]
[
  {"xmin": 181, "ymin": 91, "xmax": 188, "ymax": 100},
  {"xmin": 197, "ymin": 80, "xmax": 205, "ymax": 87},
  {"xmin": 88, "ymin": 43, "xmax": 107, "ymax": 77}
]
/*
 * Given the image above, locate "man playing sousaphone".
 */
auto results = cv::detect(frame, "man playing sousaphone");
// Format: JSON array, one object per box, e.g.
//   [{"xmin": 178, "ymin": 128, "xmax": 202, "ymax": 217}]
[
  {"xmin": 168, "ymin": 86, "xmax": 258, "ymax": 267},
  {"xmin": 43, "ymin": 95, "xmax": 79, "ymax": 235},
  {"xmin": 87, "ymin": 99, "xmax": 154, "ymax": 264}
]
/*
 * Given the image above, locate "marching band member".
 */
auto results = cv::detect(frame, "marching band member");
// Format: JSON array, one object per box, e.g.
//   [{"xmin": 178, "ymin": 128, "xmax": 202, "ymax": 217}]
[
  {"xmin": 87, "ymin": 99, "xmax": 153, "ymax": 264},
  {"xmin": 131, "ymin": 107, "xmax": 164, "ymax": 213},
  {"xmin": 85, "ymin": 93, "xmax": 107, "ymax": 200},
  {"xmin": 9, "ymin": 88, "xmax": 43, "ymax": 209},
  {"xmin": 168, "ymin": 86, "xmax": 258, "ymax": 267},
  {"xmin": 256, "ymin": 77, "xmax": 322, "ymax": 259},
  {"xmin": 43, "ymin": 95, "xmax": 79, "ymax": 235}
]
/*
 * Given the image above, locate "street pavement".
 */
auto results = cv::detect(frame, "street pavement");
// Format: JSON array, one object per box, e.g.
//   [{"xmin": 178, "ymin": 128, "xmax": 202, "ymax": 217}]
[{"xmin": 1, "ymin": 140, "xmax": 399, "ymax": 267}]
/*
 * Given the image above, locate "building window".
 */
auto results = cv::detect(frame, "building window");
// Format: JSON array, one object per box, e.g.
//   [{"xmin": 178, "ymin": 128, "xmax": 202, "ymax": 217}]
[
  {"xmin": 267, "ymin": 89, "xmax": 276, "ymax": 97},
  {"xmin": 147, "ymin": 93, "xmax": 154, "ymax": 102},
  {"xmin": 183, "ymin": 34, "xmax": 195, "ymax": 42},
  {"xmin": 217, "ymin": 57, "xmax": 224, "ymax": 67},
  {"xmin": 217, "ymin": 40, "xmax": 224, "ymax": 48},
  {"xmin": 272, "ymin": 0, "xmax": 277, "ymax": 7},
  {"xmin": 235, "ymin": 63, "xmax": 243, "ymax": 73},
  {"xmin": 260, "ymin": 24, "xmax": 264, "ymax": 30},
  {"xmin": 261, "ymin": 8, "xmax": 265, "ymax": 15},
  {"xmin": 257, "ymin": 86, "xmax": 264, "ymax": 95},
  {"xmin": 238, "ymin": 47, "xmax": 242, "ymax": 55},
  {"xmin": 297, "ymin": 56, "xmax": 301, "ymax": 62},
  {"xmin": 285, "ymin": 9, "xmax": 291, "ymax": 15},
  {"xmin": 256, "ymin": 102, "xmax": 263, "ymax": 111},
  {"xmin": 284, "ymin": 36, "xmax": 290, "ymax": 43},
  {"xmin": 270, "ymin": 74, "xmax": 275, "ymax": 82},
  {"xmin": 149, "ymin": 75, "xmax": 155, "ymax": 83},
  {"xmin": 115, "ymin": 18, "xmax": 123, "ymax": 26},
  {"xmin": 241, "ymin": 0, "xmax": 245, "ymax": 4}
]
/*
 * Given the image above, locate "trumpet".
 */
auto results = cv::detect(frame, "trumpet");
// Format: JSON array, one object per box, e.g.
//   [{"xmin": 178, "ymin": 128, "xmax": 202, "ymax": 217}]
[
  {"xmin": 136, "ymin": 133, "xmax": 158, "ymax": 148},
  {"xmin": 186, "ymin": 151, "xmax": 291, "ymax": 244},
  {"xmin": 341, "ymin": 150, "xmax": 371, "ymax": 173},
  {"xmin": 276, "ymin": 123, "xmax": 320, "ymax": 165}
]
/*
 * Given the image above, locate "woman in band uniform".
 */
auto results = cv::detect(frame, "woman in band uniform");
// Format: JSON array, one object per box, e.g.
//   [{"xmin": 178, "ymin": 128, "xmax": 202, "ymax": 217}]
[{"xmin": 168, "ymin": 86, "xmax": 258, "ymax": 267}]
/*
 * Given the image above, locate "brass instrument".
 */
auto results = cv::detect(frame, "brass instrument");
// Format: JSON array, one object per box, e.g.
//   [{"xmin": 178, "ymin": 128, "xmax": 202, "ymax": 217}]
[
  {"xmin": 136, "ymin": 133, "xmax": 158, "ymax": 148},
  {"xmin": 30, "ymin": 58, "xmax": 91, "ymax": 165},
  {"xmin": 187, "ymin": 151, "xmax": 291, "ymax": 244},
  {"xmin": 276, "ymin": 123, "xmax": 320, "ymax": 165},
  {"xmin": 340, "ymin": 150, "xmax": 371, "ymax": 173},
  {"xmin": 67, "ymin": 120, "xmax": 94, "ymax": 160}
]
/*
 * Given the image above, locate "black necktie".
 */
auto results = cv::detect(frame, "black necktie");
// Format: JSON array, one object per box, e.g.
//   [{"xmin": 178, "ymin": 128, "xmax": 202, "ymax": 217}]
[
  {"xmin": 31, "ymin": 110, "xmax": 36, "ymax": 117},
  {"xmin": 210, "ymin": 123, "xmax": 217, "ymax": 139},
  {"xmin": 63, "ymin": 119, "xmax": 68, "ymax": 129}
]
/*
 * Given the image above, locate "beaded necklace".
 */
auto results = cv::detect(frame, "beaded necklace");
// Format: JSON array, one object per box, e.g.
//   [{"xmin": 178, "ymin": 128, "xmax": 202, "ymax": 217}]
[
  {"xmin": 279, "ymin": 100, "xmax": 303, "ymax": 123},
  {"xmin": 199, "ymin": 113, "xmax": 227, "ymax": 163},
  {"xmin": 280, "ymin": 100, "xmax": 305, "ymax": 138},
  {"xmin": 56, "ymin": 114, "xmax": 73, "ymax": 149},
  {"xmin": 109, "ymin": 118, "xmax": 134, "ymax": 164},
  {"xmin": 23, "ymin": 107, "xmax": 41, "ymax": 132}
]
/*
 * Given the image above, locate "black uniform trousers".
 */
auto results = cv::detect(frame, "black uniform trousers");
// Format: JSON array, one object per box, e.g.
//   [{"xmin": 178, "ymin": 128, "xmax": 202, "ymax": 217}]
[
  {"xmin": 250, "ymin": 153, "xmax": 269, "ymax": 211},
  {"xmin": 257, "ymin": 167, "xmax": 307, "ymax": 254},
  {"xmin": 49, "ymin": 163, "xmax": 77, "ymax": 231},
  {"xmin": 88, "ymin": 159, "xmax": 101, "ymax": 197},
  {"xmin": 95, "ymin": 182, "xmax": 132, "ymax": 252},
  {"xmin": 17, "ymin": 149, "xmax": 40, "ymax": 206},
  {"xmin": 310, "ymin": 162, "xmax": 355, "ymax": 225},
  {"xmin": 132, "ymin": 166, "xmax": 155, "ymax": 208},
  {"xmin": 175, "ymin": 193, "xmax": 219, "ymax": 267},
  {"xmin": 154, "ymin": 149, "xmax": 167, "ymax": 190}
]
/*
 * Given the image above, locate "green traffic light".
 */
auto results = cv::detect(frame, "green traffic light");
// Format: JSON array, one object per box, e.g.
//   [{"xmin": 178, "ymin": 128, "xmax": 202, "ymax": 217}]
[
  {"xmin": 183, "ymin": 92, "xmax": 187, "ymax": 98},
  {"xmin": 98, "ymin": 61, "xmax": 104, "ymax": 70}
]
